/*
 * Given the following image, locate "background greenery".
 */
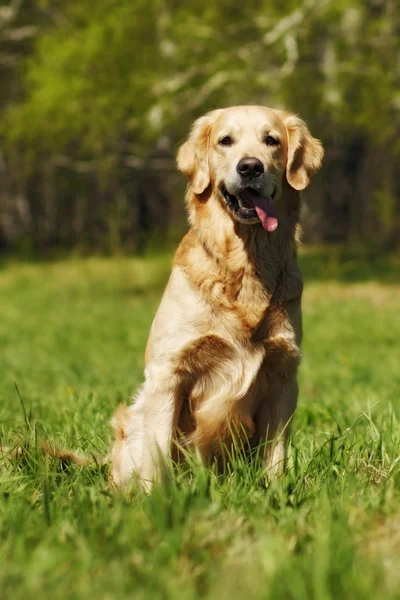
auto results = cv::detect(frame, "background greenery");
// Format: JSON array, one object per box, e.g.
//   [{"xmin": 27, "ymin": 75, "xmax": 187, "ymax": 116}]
[
  {"xmin": 1, "ymin": 251, "xmax": 400, "ymax": 599},
  {"xmin": 0, "ymin": 0, "xmax": 399, "ymax": 252}
]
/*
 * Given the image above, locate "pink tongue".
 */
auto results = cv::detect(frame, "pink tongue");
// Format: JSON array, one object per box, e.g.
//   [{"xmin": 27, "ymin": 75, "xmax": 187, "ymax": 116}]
[
  {"xmin": 254, "ymin": 206, "xmax": 279, "ymax": 232},
  {"xmin": 239, "ymin": 189, "xmax": 278, "ymax": 232}
]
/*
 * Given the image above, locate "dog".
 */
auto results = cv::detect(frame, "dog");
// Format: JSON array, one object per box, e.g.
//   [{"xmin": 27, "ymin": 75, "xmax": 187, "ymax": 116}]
[{"xmin": 110, "ymin": 105, "xmax": 323, "ymax": 490}]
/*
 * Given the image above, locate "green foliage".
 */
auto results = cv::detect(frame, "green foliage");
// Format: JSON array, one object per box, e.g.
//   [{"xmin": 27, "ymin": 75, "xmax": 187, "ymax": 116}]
[
  {"xmin": 1, "ymin": 252, "xmax": 400, "ymax": 597},
  {"xmin": 3, "ymin": 0, "xmax": 400, "ymax": 152},
  {"xmin": 4, "ymin": 1, "xmax": 165, "ymax": 152},
  {"xmin": 1, "ymin": 0, "xmax": 399, "ymax": 249}
]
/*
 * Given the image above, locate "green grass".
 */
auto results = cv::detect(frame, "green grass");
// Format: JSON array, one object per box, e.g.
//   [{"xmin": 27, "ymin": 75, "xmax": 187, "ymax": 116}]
[{"xmin": 1, "ymin": 249, "xmax": 400, "ymax": 599}]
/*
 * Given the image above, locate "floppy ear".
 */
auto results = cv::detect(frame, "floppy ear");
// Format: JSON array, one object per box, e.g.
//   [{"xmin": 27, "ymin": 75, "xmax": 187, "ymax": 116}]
[
  {"xmin": 177, "ymin": 110, "xmax": 222, "ymax": 194},
  {"xmin": 283, "ymin": 115, "xmax": 324, "ymax": 191}
]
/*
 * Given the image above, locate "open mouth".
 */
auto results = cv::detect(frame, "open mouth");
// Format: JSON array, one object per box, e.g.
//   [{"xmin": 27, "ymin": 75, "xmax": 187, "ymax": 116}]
[{"xmin": 220, "ymin": 185, "xmax": 279, "ymax": 232}]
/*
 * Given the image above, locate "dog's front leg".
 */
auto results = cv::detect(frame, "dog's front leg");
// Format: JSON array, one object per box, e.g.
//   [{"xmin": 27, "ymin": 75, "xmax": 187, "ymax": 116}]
[
  {"xmin": 254, "ymin": 301, "xmax": 302, "ymax": 480},
  {"xmin": 138, "ymin": 366, "xmax": 181, "ymax": 492},
  {"xmin": 255, "ymin": 376, "xmax": 298, "ymax": 479}
]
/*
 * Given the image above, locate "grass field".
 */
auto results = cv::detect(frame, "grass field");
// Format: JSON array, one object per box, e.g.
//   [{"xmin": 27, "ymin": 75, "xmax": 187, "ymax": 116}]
[{"xmin": 1, "ymin": 248, "xmax": 400, "ymax": 599}]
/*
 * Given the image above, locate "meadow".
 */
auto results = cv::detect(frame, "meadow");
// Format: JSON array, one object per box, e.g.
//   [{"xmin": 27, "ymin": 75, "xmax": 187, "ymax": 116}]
[{"xmin": 1, "ymin": 248, "xmax": 400, "ymax": 599}]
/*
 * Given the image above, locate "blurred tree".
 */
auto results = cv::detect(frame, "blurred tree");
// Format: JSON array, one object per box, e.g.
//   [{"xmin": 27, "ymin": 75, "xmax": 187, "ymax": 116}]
[{"xmin": 0, "ymin": 0, "xmax": 399, "ymax": 251}]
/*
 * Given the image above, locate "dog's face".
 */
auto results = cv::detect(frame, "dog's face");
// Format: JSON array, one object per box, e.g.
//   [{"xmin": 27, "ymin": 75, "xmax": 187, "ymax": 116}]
[{"xmin": 178, "ymin": 106, "xmax": 323, "ymax": 232}]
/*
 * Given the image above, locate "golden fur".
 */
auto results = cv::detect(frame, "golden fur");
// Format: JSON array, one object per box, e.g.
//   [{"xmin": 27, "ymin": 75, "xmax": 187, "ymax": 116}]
[{"xmin": 110, "ymin": 105, "xmax": 323, "ymax": 490}]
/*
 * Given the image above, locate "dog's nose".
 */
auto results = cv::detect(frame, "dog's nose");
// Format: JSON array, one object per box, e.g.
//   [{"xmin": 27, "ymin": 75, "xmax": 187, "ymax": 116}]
[{"xmin": 237, "ymin": 157, "xmax": 264, "ymax": 178}]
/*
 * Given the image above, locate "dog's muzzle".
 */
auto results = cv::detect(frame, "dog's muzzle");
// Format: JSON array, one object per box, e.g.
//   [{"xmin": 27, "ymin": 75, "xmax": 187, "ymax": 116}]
[
  {"xmin": 220, "ymin": 183, "xmax": 278, "ymax": 232},
  {"xmin": 236, "ymin": 157, "xmax": 264, "ymax": 179}
]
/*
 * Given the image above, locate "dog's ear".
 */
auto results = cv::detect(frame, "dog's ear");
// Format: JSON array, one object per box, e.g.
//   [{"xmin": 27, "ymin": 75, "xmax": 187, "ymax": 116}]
[
  {"xmin": 177, "ymin": 110, "xmax": 222, "ymax": 194},
  {"xmin": 283, "ymin": 115, "xmax": 324, "ymax": 191}
]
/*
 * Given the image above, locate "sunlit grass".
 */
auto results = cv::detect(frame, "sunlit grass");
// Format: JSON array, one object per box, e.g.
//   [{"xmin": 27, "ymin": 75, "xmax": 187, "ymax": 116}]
[{"xmin": 1, "ymin": 249, "xmax": 400, "ymax": 599}]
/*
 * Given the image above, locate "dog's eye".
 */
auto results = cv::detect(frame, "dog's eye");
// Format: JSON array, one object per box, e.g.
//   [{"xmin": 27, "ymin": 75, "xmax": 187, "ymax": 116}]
[
  {"xmin": 265, "ymin": 135, "xmax": 279, "ymax": 146},
  {"xmin": 219, "ymin": 136, "xmax": 233, "ymax": 146}
]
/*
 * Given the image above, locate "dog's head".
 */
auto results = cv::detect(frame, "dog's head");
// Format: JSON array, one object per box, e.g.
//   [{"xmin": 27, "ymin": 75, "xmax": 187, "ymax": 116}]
[{"xmin": 177, "ymin": 106, "xmax": 323, "ymax": 232}]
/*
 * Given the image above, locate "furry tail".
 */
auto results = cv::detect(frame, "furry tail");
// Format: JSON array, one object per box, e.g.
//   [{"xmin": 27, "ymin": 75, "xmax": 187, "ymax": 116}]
[
  {"xmin": 39, "ymin": 440, "xmax": 107, "ymax": 466},
  {"xmin": 1, "ymin": 440, "xmax": 107, "ymax": 467}
]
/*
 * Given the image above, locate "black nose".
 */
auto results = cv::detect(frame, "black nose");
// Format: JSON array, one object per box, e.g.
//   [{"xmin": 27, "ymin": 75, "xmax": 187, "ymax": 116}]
[{"xmin": 237, "ymin": 157, "xmax": 264, "ymax": 178}]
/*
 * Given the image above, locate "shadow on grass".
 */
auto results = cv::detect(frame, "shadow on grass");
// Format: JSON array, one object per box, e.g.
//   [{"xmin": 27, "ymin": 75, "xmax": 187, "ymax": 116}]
[
  {"xmin": 117, "ymin": 246, "xmax": 400, "ymax": 297},
  {"xmin": 0, "ymin": 244, "xmax": 398, "ymax": 286},
  {"xmin": 299, "ymin": 246, "xmax": 400, "ymax": 284}
]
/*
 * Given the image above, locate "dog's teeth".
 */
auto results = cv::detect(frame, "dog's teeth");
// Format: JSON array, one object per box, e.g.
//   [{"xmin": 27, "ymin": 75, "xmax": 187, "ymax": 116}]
[{"xmin": 237, "ymin": 197, "xmax": 243, "ymax": 208}]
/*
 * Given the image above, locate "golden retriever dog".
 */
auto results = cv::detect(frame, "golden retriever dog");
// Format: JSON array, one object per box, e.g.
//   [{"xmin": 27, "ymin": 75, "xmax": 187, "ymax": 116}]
[{"xmin": 110, "ymin": 105, "xmax": 323, "ymax": 490}]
